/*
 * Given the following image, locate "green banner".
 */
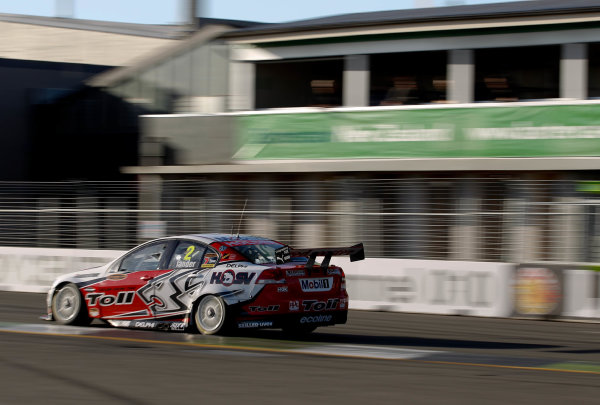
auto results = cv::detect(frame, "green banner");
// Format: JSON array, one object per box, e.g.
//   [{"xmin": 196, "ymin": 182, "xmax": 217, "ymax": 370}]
[{"xmin": 234, "ymin": 104, "xmax": 600, "ymax": 160}]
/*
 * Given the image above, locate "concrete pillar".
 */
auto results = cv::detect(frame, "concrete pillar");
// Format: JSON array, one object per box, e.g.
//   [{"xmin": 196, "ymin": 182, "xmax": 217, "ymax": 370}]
[
  {"xmin": 550, "ymin": 179, "xmax": 584, "ymax": 262},
  {"xmin": 359, "ymin": 197, "xmax": 383, "ymax": 257},
  {"xmin": 182, "ymin": 196, "xmax": 205, "ymax": 235},
  {"xmin": 394, "ymin": 180, "xmax": 426, "ymax": 258},
  {"xmin": 329, "ymin": 179, "xmax": 359, "ymax": 246},
  {"xmin": 450, "ymin": 179, "xmax": 480, "ymax": 260},
  {"xmin": 137, "ymin": 175, "xmax": 165, "ymax": 243},
  {"xmin": 37, "ymin": 198, "xmax": 60, "ymax": 248},
  {"xmin": 204, "ymin": 181, "xmax": 228, "ymax": 234},
  {"xmin": 343, "ymin": 55, "xmax": 370, "ymax": 107},
  {"xmin": 228, "ymin": 59, "xmax": 255, "ymax": 111},
  {"xmin": 105, "ymin": 197, "xmax": 129, "ymax": 250},
  {"xmin": 561, "ymin": 43, "xmax": 587, "ymax": 99},
  {"xmin": 504, "ymin": 181, "xmax": 544, "ymax": 263},
  {"xmin": 294, "ymin": 178, "xmax": 325, "ymax": 248},
  {"xmin": 246, "ymin": 180, "xmax": 277, "ymax": 239},
  {"xmin": 272, "ymin": 196, "xmax": 293, "ymax": 244},
  {"xmin": 448, "ymin": 49, "xmax": 474, "ymax": 104},
  {"xmin": 76, "ymin": 196, "xmax": 99, "ymax": 249}
]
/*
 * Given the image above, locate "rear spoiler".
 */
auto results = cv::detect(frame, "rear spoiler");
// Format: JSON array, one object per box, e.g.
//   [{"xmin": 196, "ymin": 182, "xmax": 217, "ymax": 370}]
[{"xmin": 276, "ymin": 243, "xmax": 365, "ymax": 270}]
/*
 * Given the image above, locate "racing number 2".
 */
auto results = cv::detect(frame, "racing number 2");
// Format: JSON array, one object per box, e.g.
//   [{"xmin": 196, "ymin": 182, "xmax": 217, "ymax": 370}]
[{"xmin": 184, "ymin": 245, "xmax": 195, "ymax": 261}]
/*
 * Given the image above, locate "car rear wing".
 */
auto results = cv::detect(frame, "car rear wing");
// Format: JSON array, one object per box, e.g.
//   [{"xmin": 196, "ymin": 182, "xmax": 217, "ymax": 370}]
[{"xmin": 276, "ymin": 243, "xmax": 364, "ymax": 270}]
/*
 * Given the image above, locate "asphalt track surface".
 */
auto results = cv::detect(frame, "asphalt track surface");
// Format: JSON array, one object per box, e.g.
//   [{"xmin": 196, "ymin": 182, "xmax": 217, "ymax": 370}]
[{"xmin": 1, "ymin": 292, "xmax": 599, "ymax": 405}]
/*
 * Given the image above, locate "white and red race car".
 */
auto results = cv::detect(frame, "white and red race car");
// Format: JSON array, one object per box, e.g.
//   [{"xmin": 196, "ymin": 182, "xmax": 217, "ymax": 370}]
[{"xmin": 45, "ymin": 234, "xmax": 364, "ymax": 335}]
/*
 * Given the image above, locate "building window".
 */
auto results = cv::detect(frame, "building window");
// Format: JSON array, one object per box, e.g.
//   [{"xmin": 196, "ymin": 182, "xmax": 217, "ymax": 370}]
[
  {"xmin": 370, "ymin": 51, "xmax": 447, "ymax": 106},
  {"xmin": 255, "ymin": 58, "xmax": 343, "ymax": 108},
  {"xmin": 475, "ymin": 45, "xmax": 559, "ymax": 102}
]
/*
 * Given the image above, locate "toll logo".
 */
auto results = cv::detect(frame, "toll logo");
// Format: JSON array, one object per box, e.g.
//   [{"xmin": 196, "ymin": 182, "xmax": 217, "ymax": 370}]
[
  {"xmin": 302, "ymin": 298, "xmax": 339, "ymax": 311},
  {"xmin": 86, "ymin": 291, "xmax": 135, "ymax": 306}
]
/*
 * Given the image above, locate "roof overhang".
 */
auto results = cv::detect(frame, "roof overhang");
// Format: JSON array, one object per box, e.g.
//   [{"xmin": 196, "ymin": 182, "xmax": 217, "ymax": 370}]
[
  {"xmin": 226, "ymin": 12, "xmax": 600, "ymax": 45},
  {"xmin": 122, "ymin": 157, "xmax": 600, "ymax": 176}
]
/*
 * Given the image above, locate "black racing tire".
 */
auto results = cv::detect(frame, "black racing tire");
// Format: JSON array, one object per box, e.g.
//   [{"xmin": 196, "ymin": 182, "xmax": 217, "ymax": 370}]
[
  {"xmin": 194, "ymin": 295, "xmax": 228, "ymax": 335},
  {"xmin": 51, "ymin": 283, "xmax": 91, "ymax": 326}
]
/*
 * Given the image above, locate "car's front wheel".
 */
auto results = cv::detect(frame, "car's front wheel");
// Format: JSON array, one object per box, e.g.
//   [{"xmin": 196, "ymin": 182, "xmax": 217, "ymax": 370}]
[
  {"xmin": 51, "ymin": 283, "xmax": 90, "ymax": 325},
  {"xmin": 194, "ymin": 295, "xmax": 228, "ymax": 335}
]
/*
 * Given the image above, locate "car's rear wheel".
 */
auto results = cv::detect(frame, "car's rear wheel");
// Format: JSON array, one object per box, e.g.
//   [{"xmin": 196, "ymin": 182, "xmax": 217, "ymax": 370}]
[
  {"xmin": 51, "ymin": 283, "xmax": 90, "ymax": 325},
  {"xmin": 194, "ymin": 295, "xmax": 227, "ymax": 335}
]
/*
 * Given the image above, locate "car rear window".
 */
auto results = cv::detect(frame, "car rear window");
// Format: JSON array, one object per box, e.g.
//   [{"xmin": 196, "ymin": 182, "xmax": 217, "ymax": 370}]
[{"xmin": 229, "ymin": 242, "xmax": 285, "ymax": 265}]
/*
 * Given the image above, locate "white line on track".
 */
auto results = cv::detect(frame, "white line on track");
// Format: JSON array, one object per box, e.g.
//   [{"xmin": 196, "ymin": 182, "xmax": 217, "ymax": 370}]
[{"xmin": 292, "ymin": 344, "xmax": 443, "ymax": 359}]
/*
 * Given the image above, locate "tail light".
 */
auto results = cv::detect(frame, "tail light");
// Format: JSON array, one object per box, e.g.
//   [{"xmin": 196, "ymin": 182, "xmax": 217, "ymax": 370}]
[
  {"xmin": 341, "ymin": 276, "xmax": 346, "ymax": 291},
  {"xmin": 256, "ymin": 268, "xmax": 286, "ymax": 284}
]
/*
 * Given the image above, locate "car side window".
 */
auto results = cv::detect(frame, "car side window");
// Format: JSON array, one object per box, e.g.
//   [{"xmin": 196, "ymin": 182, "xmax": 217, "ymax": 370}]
[
  {"xmin": 168, "ymin": 241, "xmax": 207, "ymax": 270},
  {"xmin": 119, "ymin": 242, "xmax": 170, "ymax": 272}
]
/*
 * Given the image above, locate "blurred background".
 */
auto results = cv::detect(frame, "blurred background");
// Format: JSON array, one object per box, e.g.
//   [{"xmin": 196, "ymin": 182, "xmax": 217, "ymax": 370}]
[{"xmin": 1, "ymin": 0, "xmax": 599, "ymax": 262}]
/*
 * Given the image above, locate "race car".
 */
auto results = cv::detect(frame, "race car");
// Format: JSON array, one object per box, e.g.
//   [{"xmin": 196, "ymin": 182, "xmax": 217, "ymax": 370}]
[{"xmin": 45, "ymin": 234, "xmax": 364, "ymax": 335}]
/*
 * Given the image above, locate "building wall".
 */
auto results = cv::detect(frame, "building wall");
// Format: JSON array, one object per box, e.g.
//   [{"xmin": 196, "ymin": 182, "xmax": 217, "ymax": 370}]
[{"xmin": 0, "ymin": 21, "xmax": 176, "ymax": 66}]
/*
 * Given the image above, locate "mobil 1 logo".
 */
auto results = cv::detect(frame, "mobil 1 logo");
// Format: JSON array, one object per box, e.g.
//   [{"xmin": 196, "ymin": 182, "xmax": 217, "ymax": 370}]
[{"xmin": 300, "ymin": 277, "xmax": 333, "ymax": 292}]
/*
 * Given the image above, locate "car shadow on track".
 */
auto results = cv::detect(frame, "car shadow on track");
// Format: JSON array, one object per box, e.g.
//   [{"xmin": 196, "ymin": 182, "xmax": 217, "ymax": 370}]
[{"xmin": 235, "ymin": 329, "xmax": 560, "ymax": 351}]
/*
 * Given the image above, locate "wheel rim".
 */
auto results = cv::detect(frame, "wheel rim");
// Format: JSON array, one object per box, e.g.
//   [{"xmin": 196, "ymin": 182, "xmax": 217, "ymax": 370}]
[
  {"xmin": 196, "ymin": 296, "xmax": 224, "ymax": 333},
  {"xmin": 54, "ymin": 287, "xmax": 79, "ymax": 322}
]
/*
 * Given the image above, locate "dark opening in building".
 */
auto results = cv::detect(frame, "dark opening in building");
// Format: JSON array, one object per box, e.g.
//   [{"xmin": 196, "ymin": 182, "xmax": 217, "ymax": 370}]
[
  {"xmin": 255, "ymin": 58, "xmax": 343, "ymax": 109},
  {"xmin": 475, "ymin": 45, "xmax": 559, "ymax": 102},
  {"xmin": 370, "ymin": 51, "xmax": 447, "ymax": 106},
  {"xmin": 588, "ymin": 43, "xmax": 600, "ymax": 98}
]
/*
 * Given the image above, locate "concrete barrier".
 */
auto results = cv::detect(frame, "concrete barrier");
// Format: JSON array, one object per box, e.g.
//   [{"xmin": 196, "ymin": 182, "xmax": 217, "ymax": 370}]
[
  {"xmin": 0, "ymin": 247, "xmax": 123, "ymax": 293},
  {"xmin": 2, "ymin": 247, "xmax": 598, "ymax": 321},
  {"xmin": 332, "ymin": 257, "xmax": 514, "ymax": 317}
]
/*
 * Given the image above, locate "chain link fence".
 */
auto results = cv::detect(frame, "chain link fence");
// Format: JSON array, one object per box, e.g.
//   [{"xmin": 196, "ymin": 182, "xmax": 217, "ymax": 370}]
[{"xmin": 0, "ymin": 178, "xmax": 598, "ymax": 263}]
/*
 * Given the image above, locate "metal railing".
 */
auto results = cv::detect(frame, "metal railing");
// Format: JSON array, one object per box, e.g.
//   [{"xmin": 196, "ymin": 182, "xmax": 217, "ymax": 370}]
[{"xmin": 0, "ymin": 178, "xmax": 597, "ymax": 263}]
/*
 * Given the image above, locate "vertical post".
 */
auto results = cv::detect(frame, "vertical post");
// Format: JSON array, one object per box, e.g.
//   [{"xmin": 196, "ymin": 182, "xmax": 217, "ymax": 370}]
[
  {"xmin": 550, "ymin": 177, "xmax": 584, "ymax": 262},
  {"xmin": 395, "ymin": 179, "xmax": 426, "ymax": 258},
  {"xmin": 204, "ymin": 180, "xmax": 228, "ymax": 234},
  {"xmin": 294, "ymin": 177, "xmax": 325, "ymax": 248},
  {"xmin": 343, "ymin": 55, "xmax": 370, "ymax": 107},
  {"xmin": 77, "ymin": 195, "xmax": 98, "ymax": 249},
  {"xmin": 247, "ymin": 179, "xmax": 277, "ymax": 239},
  {"xmin": 448, "ymin": 49, "xmax": 474, "ymax": 104},
  {"xmin": 228, "ymin": 57, "xmax": 255, "ymax": 111},
  {"xmin": 137, "ymin": 175, "xmax": 165, "ymax": 244},
  {"xmin": 329, "ymin": 179, "xmax": 359, "ymax": 246},
  {"xmin": 561, "ymin": 43, "xmax": 587, "ymax": 99},
  {"xmin": 450, "ymin": 179, "xmax": 480, "ymax": 260}
]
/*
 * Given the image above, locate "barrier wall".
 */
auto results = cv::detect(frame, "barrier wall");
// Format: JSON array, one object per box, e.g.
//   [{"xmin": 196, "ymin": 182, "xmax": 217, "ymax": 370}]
[
  {"xmin": 1, "ymin": 247, "xmax": 598, "ymax": 321},
  {"xmin": 331, "ymin": 258, "xmax": 513, "ymax": 317},
  {"xmin": 0, "ymin": 247, "xmax": 123, "ymax": 293}
]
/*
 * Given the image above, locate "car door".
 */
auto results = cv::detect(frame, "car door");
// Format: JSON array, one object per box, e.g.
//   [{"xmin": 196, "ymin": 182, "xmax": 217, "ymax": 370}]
[
  {"xmin": 145, "ymin": 240, "xmax": 211, "ymax": 318},
  {"xmin": 84, "ymin": 240, "xmax": 174, "ymax": 319}
]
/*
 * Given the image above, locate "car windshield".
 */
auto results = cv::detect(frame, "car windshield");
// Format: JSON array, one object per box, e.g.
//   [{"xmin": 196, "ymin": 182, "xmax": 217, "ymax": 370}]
[{"xmin": 232, "ymin": 242, "xmax": 284, "ymax": 265}]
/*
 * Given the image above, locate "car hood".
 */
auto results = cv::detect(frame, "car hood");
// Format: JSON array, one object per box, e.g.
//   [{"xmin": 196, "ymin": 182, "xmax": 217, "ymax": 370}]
[{"xmin": 49, "ymin": 263, "xmax": 110, "ymax": 290}]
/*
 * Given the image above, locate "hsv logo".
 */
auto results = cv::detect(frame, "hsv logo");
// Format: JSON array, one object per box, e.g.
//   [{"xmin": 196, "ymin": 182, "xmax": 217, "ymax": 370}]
[
  {"xmin": 300, "ymin": 277, "xmax": 333, "ymax": 292},
  {"xmin": 210, "ymin": 270, "xmax": 256, "ymax": 286}
]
